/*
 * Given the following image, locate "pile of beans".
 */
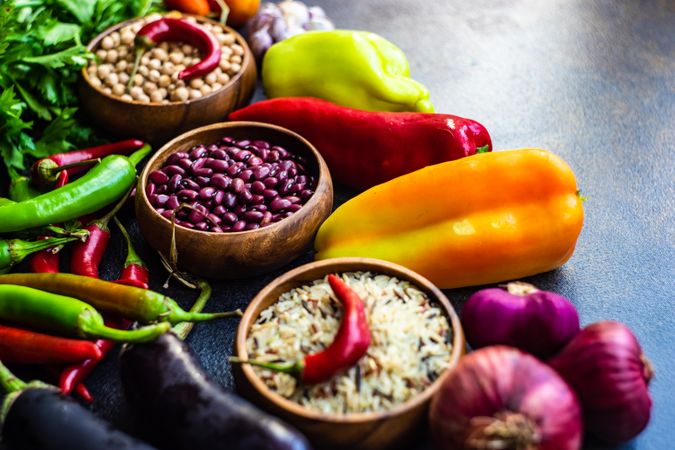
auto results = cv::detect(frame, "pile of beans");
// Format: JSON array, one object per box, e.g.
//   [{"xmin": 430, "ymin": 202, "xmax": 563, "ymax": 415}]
[
  {"xmin": 87, "ymin": 14, "xmax": 244, "ymax": 103},
  {"xmin": 147, "ymin": 137, "xmax": 317, "ymax": 232}
]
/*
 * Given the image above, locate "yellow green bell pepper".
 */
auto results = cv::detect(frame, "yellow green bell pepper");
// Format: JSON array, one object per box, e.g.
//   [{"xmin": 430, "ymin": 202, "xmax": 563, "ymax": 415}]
[{"xmin": 262, "ymin": 30, "xmax": 434, "ymax": 113}]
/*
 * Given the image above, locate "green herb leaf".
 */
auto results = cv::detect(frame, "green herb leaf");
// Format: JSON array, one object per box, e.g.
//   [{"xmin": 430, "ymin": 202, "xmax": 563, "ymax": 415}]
[
  {"xmin": 40, "ymin": 21, "xmax": 81, "ymax": 45},
  {"xmin": 476, "ymin": 145, "xmax": 490, "ymax": 154}
]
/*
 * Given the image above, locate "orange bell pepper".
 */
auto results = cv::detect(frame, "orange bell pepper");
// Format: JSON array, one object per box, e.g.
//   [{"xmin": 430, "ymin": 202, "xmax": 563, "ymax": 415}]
[
  {"xmin": 208, "ymin": 0, "xmax": 260, "ymax": 27},
  {"xmin": 314, "ymin": 149, "xmax": 584, "ymax": 289}
]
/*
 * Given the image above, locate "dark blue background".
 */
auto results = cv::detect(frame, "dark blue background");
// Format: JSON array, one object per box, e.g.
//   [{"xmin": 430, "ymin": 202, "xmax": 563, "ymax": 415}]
[{"xmin": 3, "ymin": 1, "xmax": 674, "ymax": 449}]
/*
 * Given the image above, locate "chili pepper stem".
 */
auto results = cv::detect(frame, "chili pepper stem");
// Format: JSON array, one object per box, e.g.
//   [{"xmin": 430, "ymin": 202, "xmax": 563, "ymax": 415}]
[
  {"xmin": 79, "ymin": 312, "xmax": 171, "ymax": 342},
  {"xmin": 5, "ymin": 236, "xmax": 80, "ymax": 269},
  {"xmin": 228, "ymin": 357, "xmax": 303, "ymax": 377},
  {"xmin": 167, "ymin": 307, "xmax": 242, "ymax": 324},
  {"xmin": 214, "ymin": 0, "xmax": 230, "ymax": 24},
  {"xmin": 127, "ymin": 48, "xmax": 145, "ymax": 93},
  {"xmin": 0, "ymin": 360, "xmax": 26, "ymax": 393},
  {"xmin": 50, "ymin": 158, "xmax": 101, "ymax": 174},
  {"xmin": 45, "ymin": 226, "xmax": 89, "ymax": 241},
  {"xmin": 172, "ymin": 279, "xmax": 213, "ymax": 340},
  {"xmin": 128, "ymin": 144, "xmax": 152, "ymax": 166},
  {"xmin": 113, "ymin": 216, "xmax": 145, "ymax": 268}
]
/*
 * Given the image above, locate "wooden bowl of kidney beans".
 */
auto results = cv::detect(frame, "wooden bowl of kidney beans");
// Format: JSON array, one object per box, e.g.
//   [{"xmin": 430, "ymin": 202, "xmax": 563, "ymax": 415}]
[{"xmin": 136, "ymin": 121, "xmax": 333, "ymax": 279}]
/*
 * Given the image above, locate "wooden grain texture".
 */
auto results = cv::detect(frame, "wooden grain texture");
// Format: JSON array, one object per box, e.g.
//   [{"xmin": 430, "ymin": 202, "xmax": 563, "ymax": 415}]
[
  {"xmin": 136, "ymin": 121, "xmax": 333, "ymax": 279},
  {"xmin": 234, "ymin": 258, "xmax": 465, "ymax": 450},
  {"xmin": 79, "ymin": 16, "xmax": 257, "ymax": 144}
]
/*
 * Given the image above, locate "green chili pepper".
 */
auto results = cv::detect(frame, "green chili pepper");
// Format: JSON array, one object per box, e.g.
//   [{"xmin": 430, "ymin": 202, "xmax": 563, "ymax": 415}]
[
  {"xmin": 263, "ymin": 30, "xmax": 434, "ymax": 113},
  {"xmin": 0, "ymin": 198, "xmax": 16, "ymax": 207},
  {"xmin": 0, "ymin": 236, "xmax": 80, "ymax": 272},
  {"xmin": 0, "ymin": 273, "xmax": 241, "ymax": 325},
  {"xmin": 0, "ymin": 145, "xmax": 150, "ymax": 234},
  {"xmin": 0, "ymin": 285, "xmax": 170, "ymax": 342}
]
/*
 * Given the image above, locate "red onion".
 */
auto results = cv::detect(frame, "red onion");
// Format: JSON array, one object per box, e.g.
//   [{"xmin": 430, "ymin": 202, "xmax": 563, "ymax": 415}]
[
  {"xmin": 430, "ymin": 346, "xmax": 582, "ymax": 450},
  {"xmin": 461, "ymin": 282, "xmax": 580, "ymax": 358},
  {"xmin": 549, "ymin": 321, "xmax": 653, "ymax": 443}
]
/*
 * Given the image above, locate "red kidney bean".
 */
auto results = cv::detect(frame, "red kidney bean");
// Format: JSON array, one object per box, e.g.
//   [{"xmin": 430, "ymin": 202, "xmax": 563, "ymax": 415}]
[
  {"xmin": 166, "ymin": 195, "xmax": 180, "ymax": 210},
  {"xmin": 250, "ymin": 194, "xmax": 264, "ymax": 205},
  {"xmin": 245, "ymin": 223, "xmax": 260, "ymax": 231},
  {"xmin": 231, "ymin": 220, "xmax": 246, "ymax": 232},
  {"xmin": 190, "ymin": 147, "xmax": 207, "ymax": 159},
  {"xmin": 279, "ymin": 160, "xmax": 295, "ymax": 172},
  {"xmin": 156, "ymin": 184, "xmax": 168, "ymax": 194},
  {"xmin": 248, "ymin": 156, "xmax": 263, "ymax": 167},
  {"xmin": 284, "ymin": 196, "xmax": 300, "ymax": 204},
  {"xmin": 257, "ymin": 148, "xmax": 269, "ymax": 161},
  {"xmin": 262, "ymin": 177, "xmax": 278, "ymax": 188},
  {"xmin": 164, "ymin": 165, "xmax": 185, "ymax": 177},
  {"xmin": 222, "ymin": 212, "xmax": 237, "ymax": 224},
  {"xmin": 262, "ymin": 189, "xmax": 278, "ymax": 199},
  {"xmin": 191, "ymin": 158, "xmax": 207, "ymax": 171},
  {"xmin": 270, "ymin": 198, "xmax": 291, "ymax": 212},
  {"xmin": 234, "ymin": 204, "xmax": 247, "ymax": 215},
  {"xmin": 176, "ymin": 220, "xmax": 194, "ymax": 229},
  {"xmin": 188, "ymin": 209, "xmax": 206, "ymax": 223},
  {"xmin": 177, "ymin": 158, "xmax": 193, "ymax": 170},
  {"xmin": 244, "ymin": 211, "xmax": 263, "ymax": 223},
  {"xmin": 213, "ymin": 205, "xmax": 227, "ymax": 216},
  {"xmin": 271, "ymin": 213, "xmax": 283, "ymax": 222},
  {"xmin": 226, "ymin": 164, "xmax": 241, "ymax": 177},
  {"xmin": 206, "ymin": 213, "xmax": 222, "ymax": 225},
  {"xmin": 177, "ymin": 189, "xmax": 198, "ymax": 201},
  {"xmin": 253, "ymin": 140, "xmax": 270, "ymax": 149},
  {"xmin": 277, "ymin": 170, "xmax": 288, "ymax": 182},
  {"xmin": 210, "ymin": 174, "xmax": 231, "ymax": 190},
  {"xmin": 231, "ymin": 178, "xmax": 245, "ymax": 193},
  {"xmin": 272, "ymin": 146, "xmax": 289, "ymax": 158},
  {"xmin": 213, "ymin": 190, "xmax": 225, "ymax": 205},
  {"xmin": 236, "ymin": 150, "xmax": 252, "ymax": 161},
  {"xmin": 239, "ymin": 189, "xmax": 253, "ymax": 204},
  {"xmin": 207, "ymin": 144, "xmax": 219, "ymax": 152},
  {"xmin": 299, "ymin": 190, "xmax": 314, "ymax": 202},
  {"xmin": 181, "ymin": 179, "xmax": 200, "ymax": 191},
  {"xmin": 261, "ymin": 211, "xmax": 273, "ymax": 224},
  {"xmin": 240, "ymin": 170, "xmax": 253, "ymax": 182},
  {"xmin": 222, "ymin": 193, "xmax": 236, "ymax": 209},
  {"xmin": 168, "ymin": 174, "xmax": 182, "ymax": 191},
  {"xmin": 252, "ymin": 204, "xmax": 267, "ymax": 212},
  {"xmin": 287, "ymin": 204, "xmax": 302, "ymax": 213},
  {"xmin": 221, "ymin": 136, "xmax": 235, "ymax": 144},
  {"xmin": 269, "ymin": 165, "xmax": 280, "ymax": 177},
  {"xmin": 288, "ymin": 167, "xmax": 297, "ymax": 178},
  {"xmin": 290, "ymin": 183, "xmax": 304, "ymax": 194},
  {"xmin": 156, "ymin": 208, "xmax": 166, "ymax": 215},
  {"xmin": 199, "ymin": 187, "xmax": 216, "ymax": 200},
  {"xmin": 194, "ymin": 167, "xmax": 213, "ymax": 177},
  {"xmin": 252, "ymin": 166, "xmax": 270, "ymax": 180},
  {"xmin": 236, "ymin": 140, "xmax": 251, "ymax": 148},
  {"xmin": 155, "ymin": 194, "xmax": 170, "ymax": 207},
  {"xmin": 167, "ymin": 151, "xmax": 188, "ymax": 165},
  {"xmin": 208, "ymin": 159, "xmax": 229, "ymax": 173},
  {"xmin": 149, "ymin": 170, "xmax": 169, "ymax": 184},
  {"xmin": 194, "ymin": 222, "xmax": 209, "ymax": 231},
  {"xmin": 209, "ymin": 148, "xmax": 228, "ymax": 160},
  {"xmin": 268, "ymin": 151, "xmax": 280, "ymax": 162},
  {"xmin": 195, "ymin": 176, "xmax": 210, "ymax": 187},
  {"xmin": 161, "ymin": 210, "xmax": 174, "ymax": 220},
  {"xmin": 250, "ymin": 181, "xmax": 265, "ymax": 194},
  {"xmin": 211, "ymin": 226, "xmax": 223, "ymax": 233},
  {"xmin": 146, "ymin": 182, "xmax": 156, "ymax": 197}
]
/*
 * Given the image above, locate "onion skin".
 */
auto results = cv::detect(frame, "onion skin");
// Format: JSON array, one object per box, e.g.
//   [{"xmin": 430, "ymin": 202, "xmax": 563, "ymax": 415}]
[
  {"xmin": 430, "ymin": 346, "xmax": 582, "ymax": 450},
  {"xmin": 549, "ymin": 321, "xmax": 653, "ymax": 444},
  {"xmin": 461, "ymin": 282, "xmax": 580, "ymax": 358}
]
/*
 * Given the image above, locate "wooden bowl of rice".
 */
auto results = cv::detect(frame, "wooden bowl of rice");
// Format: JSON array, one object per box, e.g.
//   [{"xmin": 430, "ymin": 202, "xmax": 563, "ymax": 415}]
[{"xmin": 234, "ymin": 257, "xmax": 465, "ymax": 450}]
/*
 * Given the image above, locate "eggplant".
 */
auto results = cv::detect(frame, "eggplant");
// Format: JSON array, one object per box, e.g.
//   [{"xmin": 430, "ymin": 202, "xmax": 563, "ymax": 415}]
[
  {"xmin": 119, "ymin": 332, "xmax": 311, "ymax": 450},
  {"xmin": 1, "ymin": 387, "xmax": 156, "ymax": 450}
]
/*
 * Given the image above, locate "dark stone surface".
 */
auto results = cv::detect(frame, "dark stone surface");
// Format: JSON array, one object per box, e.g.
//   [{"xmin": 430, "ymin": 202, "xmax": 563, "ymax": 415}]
[{"xmin": 2, "ymin": 1, "xmax": 673, "ymax": 449}]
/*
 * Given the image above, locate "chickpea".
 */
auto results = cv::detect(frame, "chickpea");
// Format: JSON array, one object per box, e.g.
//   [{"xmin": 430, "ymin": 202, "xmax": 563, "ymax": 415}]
[
  {"xmin": 105, "ymin": 72, "xmax": 119, "ymax": 87},
  {"xmin": 158, "ymin": 74, "xmax": 172, "ymax": 88},
  {"xmin": 181, "ymin": 44, "xmax": 193, "ymax": 54},
  {"xmin": 141, "ymin": 54, "xmax": 151, "ymax": 65},
  {"xmin": 96, "ymin": 49, "xmax": 107, "ymax": 60},
  {"xmin": 102, "ymin": 87, "xmax": 112, "ymax": 95},
  {"xmin": 219, "ymin": 34, "xmax": 235, "ymax": 46},
  {"xmin": 89, "ymin": 77, "xmax": 102, "ymax": 88},
  {"xmin": 106, "ymin": 49, "xmax": 118, "ymax": 63},
  {"xmin": 148, "ymin": 58, "xmax": 162, "ymax": 71},
  {"xmin": 119, "ymin": 72, "xmax": 130, "ymax": 85},
  {"xmin": 230, "ymin": 55, "xmax": 242, "ymax": 64},
  {"xmin": 231, "ymin": 44, "xmax": 244, "ymax": 56},
  {"xmin": 116, "ymin": 60, "xmax": 128, "ymax": 72},
  {"xmin": 112, "ymin": 84, "xmax": 126, "ymax": 96},
  {"xmin": 121, "ymin": 94, "xmax": 133, "ymax": 102},
  {"xmin": 189, "ymin": 89, "xmax": 202, "ymax": 100},
  {"xmin": 148, "ymin": 69, "xmax": 161, "ymax": 82},
  {"xmin": 111, "ymin": 32, "xmax": 121, "ymax": 47},
  {"xmin": 150, "ymin": 90, "xmax": 165, "ymax": 103},
  {"xmin": 200, "ymin": 84, "xmax": 212, "ymax": 96},
  {"xmin": 97, "ymin": 64, "xmax": 112, "ymax": 79},
  {"xmin": 152, "ymin": 48, "xmax": 168, "ymax": 61},
  {"xmin": 159, "ymin": 41, "xmax": 170, "ymax": 51},
  {"xmin": 101, "ymin": 35, "xmax": 114, "ymax": 50},
  {"xmin": 216, "ymin": 73, "xmax": 230, "ymax": 85},
  {"xmin": 139, "ymin": 66, "xmax": 149, "ymax": 77},
  {"xmin": 172, "ymin": 87, "xmax": 189, "ymax": 102},
  {"xmin": 219, "ymin": 60, "xmax": 231, "ymax": 72},
  {"xmin": 158, "ymin": 87, "xmax": 168, "ymax": 98},
  {"xmin": 138, "ymin": 94, "xmax": 151, "ymax": 103},
  {"xmin": 161, "ymin": 62, "xmax": 175, "ymax": 75},
  {"xmin": 189, "ymin": 78, "xmax": 204, "ymax": 89},
  {"xmin": 182, "ymin": 57, "xmax": 192, "ymax": 67},
  {"xmin": 143, "ymin": 81, "xmax": 158, "ymax": 94},
  {"xmin": 185, "ymin": 16, "xmax": 197, "ymax": 24},
  {"xmin": 130, "ymin": 86, "xmax": 144, "ymax": 99},
  {"xmin": 87, "ymin": 64, "xmax": 97, "ymax": 74},
  {"xmin": 121, "ymin": 29, "xmax": 135, "ymax": 45},
  {"xmin": 118, "ymin": 47, "xmax": 128, "ymax": 59},
  {"xmin": 221, "ymin": 46, "xmax": 233, "ymax": 57},
  {"xmin": 169, "ymin": 52, "xmax": 183, "ymax": 64},
  {"xmin": 229, "ymin": 63, "xmax": 241, "ymax": 74},
  {"xmin": 205, "ymin": 72, "xmax": 217, "ymax": 85},
  {"xmin": 133, "ymin": 74, "xmax": 144, "ymax": 86},
  {"xmin": 211, "ymin": 83, "xmax": 223, "ymax": 92}
]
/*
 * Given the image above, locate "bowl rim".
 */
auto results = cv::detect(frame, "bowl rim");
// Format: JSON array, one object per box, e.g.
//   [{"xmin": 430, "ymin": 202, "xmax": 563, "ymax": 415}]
[
  {"xmin": 137, "ymin": 120, "xmax": 332, "ymax": 236},
  {"xmin": 235, "ymin": 257, "xmax": 465, "ymax": 424},
  {"xmin": 81, "ymin": 13, "xmax": 252, "ymax": 107}
]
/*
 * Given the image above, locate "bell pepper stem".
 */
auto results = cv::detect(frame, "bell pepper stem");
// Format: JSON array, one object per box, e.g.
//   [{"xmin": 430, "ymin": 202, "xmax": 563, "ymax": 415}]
[
  {"xmin": 128, "ymin": 144, "xmax": 152, "ymax": 166},
  {"xmin": 0, "ymin": 360, "xmax": 26, "ymax": 393},
  {"xmin": 229, "ymin": 357, "xmax": 302, "ymax": 378},
  {"xmin": 172, "ymin": 278, "xmax": 213, "ymax": 340},
  {"xmin": 80, "ymin": 317, "xmax": 171, "ymax": 343}
]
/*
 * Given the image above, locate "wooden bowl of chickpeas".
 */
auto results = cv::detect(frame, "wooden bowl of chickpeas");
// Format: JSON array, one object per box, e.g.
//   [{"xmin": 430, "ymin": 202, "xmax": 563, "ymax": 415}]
[{"xmin": 79, "ymin": 13, "xmax": 257, "ymax": 144}]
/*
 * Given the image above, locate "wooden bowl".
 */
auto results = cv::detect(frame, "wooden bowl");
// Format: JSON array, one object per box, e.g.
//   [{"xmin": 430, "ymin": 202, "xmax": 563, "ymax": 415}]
[
  {"xmin": 136, "ymin": 121, "xmax": 333, "ymax": 279},
  {"xmin": 79, "ymin": 15, "xmax": 257, "ymax": 145},
  {"xmin": 234, "ymin": 258, "xmax": 465, "ymax": 450}
]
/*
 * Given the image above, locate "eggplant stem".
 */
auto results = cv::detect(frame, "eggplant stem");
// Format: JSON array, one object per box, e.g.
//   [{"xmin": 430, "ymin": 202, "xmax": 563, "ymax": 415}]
[{"xmin": 466, "ymin": 412, "xmax": 540, "ymax": 450}]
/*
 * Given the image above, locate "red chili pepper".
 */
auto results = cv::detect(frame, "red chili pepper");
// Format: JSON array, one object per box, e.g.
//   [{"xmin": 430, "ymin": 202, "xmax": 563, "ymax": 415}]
[
  {"xmin": 30, "ymin": 140, "xmax": 145, "ymax": 188},
  {"xmin": 129, "ymin": 18, "xmax": 221, "ymax": 88},
  {"xmin": 229, "ymin": 97, "xmax": 493, "ymax": 190},
  {"xmin": 231, "ymin": 274, "xmax": 371, "ymax": 384},
  {"xmin": 113, "ymin": 217, "xmax": 150, "ymax": 289},
  {"xmin": 70, "ymin": 191, "xmax": 131, "ymax": 278},
  {"xmin": 0, "ymin": 324, "xmax": 102, "ymax": 364}
]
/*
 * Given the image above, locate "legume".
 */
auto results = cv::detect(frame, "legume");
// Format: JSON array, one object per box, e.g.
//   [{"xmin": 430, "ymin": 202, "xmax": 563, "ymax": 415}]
[
  {"xmin": 148, "ymin": 137, "xmax": 317, "ymax": 232},
  {"xmin": 87, "ymin": 14, "xmax": 244, "ymax": 103}
]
